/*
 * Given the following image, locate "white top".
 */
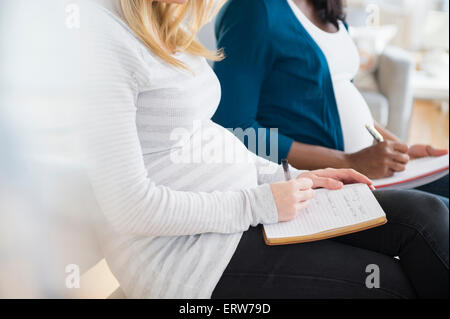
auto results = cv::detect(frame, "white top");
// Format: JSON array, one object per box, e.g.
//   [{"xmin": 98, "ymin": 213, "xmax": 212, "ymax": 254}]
[
  {"xmin": 81, "ymin": 0, "xmax": 299, "ymax": 299},
  {"xmin": 287, "ymin": 0, "xmax": 374, "ymax": 153}
]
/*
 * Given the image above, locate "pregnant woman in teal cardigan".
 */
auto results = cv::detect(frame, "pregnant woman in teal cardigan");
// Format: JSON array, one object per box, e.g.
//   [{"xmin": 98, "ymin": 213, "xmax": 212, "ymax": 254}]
[{"xmin": 212, "ymin": 0, "xmax": 449, "ymax": 203}]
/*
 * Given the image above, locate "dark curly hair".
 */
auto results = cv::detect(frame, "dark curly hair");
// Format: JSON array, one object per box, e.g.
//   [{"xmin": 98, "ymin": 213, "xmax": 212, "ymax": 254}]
[{"xmin": 311, "ymin": 0, "xmax": 346, "ymax": 29}]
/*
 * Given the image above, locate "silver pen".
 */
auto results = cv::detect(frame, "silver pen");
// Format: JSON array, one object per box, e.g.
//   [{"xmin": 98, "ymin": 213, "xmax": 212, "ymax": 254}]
[{"xmin": 365, "ymin": 124, "xmax": 385, "ymax": 143}]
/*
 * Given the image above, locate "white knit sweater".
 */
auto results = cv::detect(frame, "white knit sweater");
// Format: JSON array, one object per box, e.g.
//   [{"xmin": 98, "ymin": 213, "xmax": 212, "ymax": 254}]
[{"xmin": 81, "ymin": 0, "xmax": 298, "ymax": 299}]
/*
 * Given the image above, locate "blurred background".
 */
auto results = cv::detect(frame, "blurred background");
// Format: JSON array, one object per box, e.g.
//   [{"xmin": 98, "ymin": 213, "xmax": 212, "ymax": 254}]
[
  {"xmin": 0, "ymin": 0, "xmax": 118, "ymax": 298},
  {"xmin": 346, "ymin": 0, "xmax": 449, "ymax": 148},
  {"xmin": 0, "ymin": 0, "xmax": 449, "ymax": 299},
  {"xmin": 198, "ymin": 0, "xmax": 450, "ymax": 147}
]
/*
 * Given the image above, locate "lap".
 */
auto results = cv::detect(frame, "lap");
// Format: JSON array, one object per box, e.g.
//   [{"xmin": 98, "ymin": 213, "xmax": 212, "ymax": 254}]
[
  {"xmin": 213, "ymin": 189, "xmax": 449, "ymax": 299},
  {"xmin": 334, "ymin": 189, "xmax": 448, "ymax": 258},
  {"xmin": 415, "ymin": 174, "xmax": 449, "ymax": 199},
  {"xmin": 212, "ymin": 226, "xmax": 415, "ymax": 299}
]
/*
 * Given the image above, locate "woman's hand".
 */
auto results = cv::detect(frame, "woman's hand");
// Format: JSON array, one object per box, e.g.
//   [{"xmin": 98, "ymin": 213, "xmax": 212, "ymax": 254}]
[
  {"xmin": 270, "ymin": 169, "xmax": 373, "ymax": 222},
  {"xmin": 345, "ymin": 141, "xmax": 410, "ymax": 179},
  {"xmin": 408, "ymin": 144, "xmax": 448, "ymax": 160},
  {"xmin": 298, "ymin": 168, "xmax": 374, "ymax": 190},
  {"xmin": 270, "ymin": 178, "xmax": 315, "ymax": 222}
]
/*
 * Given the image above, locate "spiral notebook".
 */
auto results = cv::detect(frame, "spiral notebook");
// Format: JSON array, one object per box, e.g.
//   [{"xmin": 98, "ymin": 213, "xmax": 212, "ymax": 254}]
[{"xmin": 263, "ymin": 184, "xmax": 387, "ymax": 246}]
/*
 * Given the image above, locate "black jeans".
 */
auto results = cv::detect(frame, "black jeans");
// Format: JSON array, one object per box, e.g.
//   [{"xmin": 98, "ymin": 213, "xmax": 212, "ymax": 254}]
[
  {"xmin": 416, "ymin": 174, "xmax": 449, "ymax": 208},
  {"xmin": 212, "ymin": 190, "xmax": 449, "ymax": 299}
]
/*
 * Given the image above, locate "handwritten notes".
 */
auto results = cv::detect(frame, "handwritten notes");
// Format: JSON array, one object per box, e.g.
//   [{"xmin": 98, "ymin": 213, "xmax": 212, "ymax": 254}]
[{"xmin": 264, "ymin": 184, "xmax": 386, "ymax": 240}]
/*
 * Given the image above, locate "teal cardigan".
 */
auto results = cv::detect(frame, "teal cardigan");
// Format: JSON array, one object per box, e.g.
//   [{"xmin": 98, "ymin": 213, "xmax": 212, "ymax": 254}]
[{"xmin": 212, "ymin": 0, "xmax": 344, "ymax": 163}]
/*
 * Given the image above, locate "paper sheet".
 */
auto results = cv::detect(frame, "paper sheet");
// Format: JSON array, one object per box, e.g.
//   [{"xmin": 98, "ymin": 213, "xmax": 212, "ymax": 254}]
[
  {"xmin": 373, "ymin": 154, "xmax": 449, "ymax": 189},
  {"xmin": 264, "ymin": 184, "xmax": 386, "ymax": 239}
]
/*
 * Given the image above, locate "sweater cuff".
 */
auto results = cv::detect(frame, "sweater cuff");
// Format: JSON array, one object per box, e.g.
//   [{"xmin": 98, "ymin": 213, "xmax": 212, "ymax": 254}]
[{"xmin": 247, "ymin": 184, "xmax": 278, "ymax": 226}]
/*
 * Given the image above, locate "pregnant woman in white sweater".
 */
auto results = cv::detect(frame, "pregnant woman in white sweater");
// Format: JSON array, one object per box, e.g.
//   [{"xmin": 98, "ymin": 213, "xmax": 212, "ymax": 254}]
[{"xmin": 81, "ymin": 0, "xmax": 449, "ymax": 299}]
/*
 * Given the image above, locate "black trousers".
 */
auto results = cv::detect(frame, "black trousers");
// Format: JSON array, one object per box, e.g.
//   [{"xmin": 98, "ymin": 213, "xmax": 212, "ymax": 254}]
[{"xmin": 212, "ymin": 190, "xmax": 449, "ymax": 299}]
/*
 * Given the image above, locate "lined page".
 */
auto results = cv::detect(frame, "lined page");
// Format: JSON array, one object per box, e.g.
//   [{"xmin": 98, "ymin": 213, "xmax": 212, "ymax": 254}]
[
  {"xmin": 373, "ymin": 154, "xmax": 449, "ymax": 188},
  {"xmin": 264, "ymin": 184, "xmax": 385, "ymax": 239}
]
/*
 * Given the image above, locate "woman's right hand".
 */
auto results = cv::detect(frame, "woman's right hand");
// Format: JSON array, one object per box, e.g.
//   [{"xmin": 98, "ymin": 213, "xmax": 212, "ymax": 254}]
[
  {"xmin": 270, "ymin": 178, "xmax": 315, "ymax": 222},
  {"xmin": 346, "ymin": 141, "xmax": 410, "ymax": 179}
]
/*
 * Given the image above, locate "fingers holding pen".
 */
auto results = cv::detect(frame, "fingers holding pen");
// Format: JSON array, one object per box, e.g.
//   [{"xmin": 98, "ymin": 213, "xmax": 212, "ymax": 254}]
[{"xmin": 271, "ymin": 178, "xmax": 315, "ymax": 222}]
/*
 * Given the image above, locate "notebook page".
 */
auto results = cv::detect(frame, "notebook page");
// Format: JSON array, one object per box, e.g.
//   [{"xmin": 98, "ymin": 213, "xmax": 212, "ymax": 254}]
[
  {"xmin": 264, "ymin": 184, "xmax": 385, "ymax": 239},
  {"xmin": 373, "ymin": 154, "xmax": 449, "ymax": 188}
]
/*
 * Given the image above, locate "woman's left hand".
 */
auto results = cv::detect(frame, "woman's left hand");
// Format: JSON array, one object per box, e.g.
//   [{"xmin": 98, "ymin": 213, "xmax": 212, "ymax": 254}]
[
  {"xmin": 298, "ymin": 168, "xmax": 374, "ymax": 190},
  {"xmin": 408, "ymin": 144, "xmax": 448, "ymax": 160}
]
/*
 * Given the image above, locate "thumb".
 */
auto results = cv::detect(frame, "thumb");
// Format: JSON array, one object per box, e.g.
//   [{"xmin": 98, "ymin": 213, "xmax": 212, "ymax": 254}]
[{"xmin": 427, "ymin": 145, "xmax": 449, "ymax": 157}]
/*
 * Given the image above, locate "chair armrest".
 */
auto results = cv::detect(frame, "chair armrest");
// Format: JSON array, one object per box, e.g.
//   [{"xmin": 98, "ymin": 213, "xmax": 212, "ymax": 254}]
[{"xmin": 375, "ymin": 46, "xmax": 415, "ymax": 141}]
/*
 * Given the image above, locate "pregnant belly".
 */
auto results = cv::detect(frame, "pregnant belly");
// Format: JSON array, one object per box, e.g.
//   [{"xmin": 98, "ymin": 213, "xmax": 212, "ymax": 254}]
[
  {"xmin": 333, "ymin": 81, "xmax": 375, "ymax": 153},
  {"xmin": 143, "ymin": 121, "xmax": 259, "ymax": 192}
]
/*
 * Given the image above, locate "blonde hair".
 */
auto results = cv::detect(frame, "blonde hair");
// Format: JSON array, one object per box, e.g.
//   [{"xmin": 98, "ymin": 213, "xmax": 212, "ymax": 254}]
[{"xmin": 118, "ymin": 0, "xmax": 225, "ymax": 69}]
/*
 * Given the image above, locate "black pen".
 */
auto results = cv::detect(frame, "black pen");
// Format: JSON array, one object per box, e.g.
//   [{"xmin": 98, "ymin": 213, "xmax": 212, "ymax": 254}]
[{"xmin": 281, "ymin": 159, "xmax": 292, "ymax": 181}]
